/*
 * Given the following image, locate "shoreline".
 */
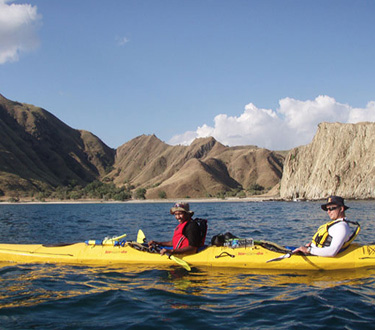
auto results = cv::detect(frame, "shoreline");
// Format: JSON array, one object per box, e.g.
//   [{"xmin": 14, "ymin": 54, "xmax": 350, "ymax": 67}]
[
  {"xmin": 1, "ymin": 196, "xmax": 373, "ymax": 205},
  {"xmin": 0, "ymin": 196, "xmax": 284, "ymax": 205}
]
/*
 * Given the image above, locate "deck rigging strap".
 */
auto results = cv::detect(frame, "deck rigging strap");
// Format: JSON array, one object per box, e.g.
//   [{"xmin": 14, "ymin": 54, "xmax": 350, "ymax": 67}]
[
  {"xmin": 255, "ymin": 240, "xmax": 290, "ymax": 254},
  {"xmin": 127, "ymin": 241, "xmax": 156, "ymax": 252}
]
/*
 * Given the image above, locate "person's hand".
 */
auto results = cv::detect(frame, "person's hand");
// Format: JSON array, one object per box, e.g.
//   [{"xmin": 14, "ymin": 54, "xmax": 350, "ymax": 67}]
[
  {"xmin": 160, "ymin": 248, "xmax": 175, "ymax": 256},
  {"xmin": 159, "ymin": 248, "xmax": 168, "ymax": 256},
  {"xmin": 148, "ymin": 240, "xmax": 158, "ymax": 247},
  {"xmin": 292, "ymin": 246, "xmax": 310, "ymax": 255}
]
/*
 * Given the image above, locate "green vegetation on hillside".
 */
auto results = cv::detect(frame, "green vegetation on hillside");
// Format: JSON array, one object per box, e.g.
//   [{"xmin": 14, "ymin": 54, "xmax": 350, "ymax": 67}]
[
  {"xmin": 17, "ymin": 180, "xmax": 133, "ymax": 202},
  {"xmin": 247, "ymin": 184, "xmax": 269, "ymax": 195},
  {"xmin": 134, "ymin": 188, "xmax": 147, "ymax": 200},
  {"xmin": 0, "ymin": 94, "xmax": 284, "ymax": 201}
]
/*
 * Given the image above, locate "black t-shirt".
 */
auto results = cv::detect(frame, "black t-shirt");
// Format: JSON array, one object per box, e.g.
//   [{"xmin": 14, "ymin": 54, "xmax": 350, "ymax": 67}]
[{"xmin": 183, "ymin": 220, "xmax": 201, "ymax": 248}]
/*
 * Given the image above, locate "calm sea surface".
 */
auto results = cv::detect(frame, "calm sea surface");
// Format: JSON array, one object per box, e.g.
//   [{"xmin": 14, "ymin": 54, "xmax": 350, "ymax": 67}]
[{"xmin": 1, "ymin": 200, "xmax": 375, "ymax": 329}]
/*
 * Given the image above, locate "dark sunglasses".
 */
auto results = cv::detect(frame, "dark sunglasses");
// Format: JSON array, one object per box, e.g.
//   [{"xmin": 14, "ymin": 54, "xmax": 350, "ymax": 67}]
[{"xmin": 326, "ymin": 206, "xmax": 340, "ymax": 211}]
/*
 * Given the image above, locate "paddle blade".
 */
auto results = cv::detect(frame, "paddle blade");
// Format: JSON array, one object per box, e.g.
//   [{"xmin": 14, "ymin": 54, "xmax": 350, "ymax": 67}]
[
  {"xmin": 102, "ymin": 233, "xmax": 127, "ymax": 245},
  {"xmin": 266, "ymin": 252, "xmax": 292, "ymax": 263},
  {"xmin": 136, "ymin": 229, "xmax": 146, "ymax": 243},
  {"xmin": 170, "ymin": 255, "xmax": 191, "ymax": 271},
  {"xmin": 112, "ymin": 233, "xmax": 127, "ymax": 241}
]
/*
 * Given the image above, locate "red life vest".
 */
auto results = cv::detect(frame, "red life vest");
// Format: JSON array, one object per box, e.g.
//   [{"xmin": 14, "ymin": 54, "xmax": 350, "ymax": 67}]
[{"xmin": 172, "ymin": 221, "xmax": 189, "ymax": 249}]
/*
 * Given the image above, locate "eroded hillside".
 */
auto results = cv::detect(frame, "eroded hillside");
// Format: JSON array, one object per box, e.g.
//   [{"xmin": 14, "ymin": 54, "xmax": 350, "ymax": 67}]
[
  {"xmin": 280, "ymin": 122, "xmax": 375, "ymax": 200},
  {"xmin": 0, "ymin": 94, "xmax": 115, "ymax": 196},
  {"xmin": 108, "ymin": 135, "xmax": 284, "ymax": 198},
  {"xmin": 0, "ymin": 93, "xmax": 285, "ymax": 200}
]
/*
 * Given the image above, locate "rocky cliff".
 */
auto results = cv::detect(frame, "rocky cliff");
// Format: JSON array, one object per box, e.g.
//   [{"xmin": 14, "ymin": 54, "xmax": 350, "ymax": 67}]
[
  {"xmin": 3, "ymin": 93, "xmax": 375, "ymax": 201},
  {"xmin": 280, "ymin": 122, "xmax": 375, "ymax": 200}
]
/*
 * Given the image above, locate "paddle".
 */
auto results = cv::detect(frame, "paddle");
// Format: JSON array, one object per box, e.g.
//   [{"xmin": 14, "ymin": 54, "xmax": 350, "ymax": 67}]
[
  {"xmin": 139, "ymin": 229, "xmax": 191, "ymax": 271},
  {"xmin": 266, "ymin": 251, "xmax": 293, "ymax": 263},
  {"xmin": 169, "ymin": 254, "xmax": 191, "ymax": 271},
  {"xmin": 86, "ymin": 233, "xmax": 127, "ymax": 246},
  {"xmin": 102, "ymin": 233, "xmax": 127, "ymax": 245},
  {"xmin": 136, "ymin": 229, "xmax": 146, "ymax": 243}
]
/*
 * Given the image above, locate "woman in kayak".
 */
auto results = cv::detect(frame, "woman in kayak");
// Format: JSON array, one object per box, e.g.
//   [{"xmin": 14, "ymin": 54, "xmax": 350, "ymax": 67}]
[
  {"xmin": 293, "ymin": 196, "xmax": 360, "ymax": 257},
  {"xmin": 148, "ymin": 203, "xmax": 202, "ymax": 256}
]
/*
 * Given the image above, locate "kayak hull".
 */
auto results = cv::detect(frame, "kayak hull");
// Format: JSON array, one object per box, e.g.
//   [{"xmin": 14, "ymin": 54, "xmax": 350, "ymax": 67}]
[{"xmin": 0, "ymin": 242, "xmax": 375, "ymax": 270}]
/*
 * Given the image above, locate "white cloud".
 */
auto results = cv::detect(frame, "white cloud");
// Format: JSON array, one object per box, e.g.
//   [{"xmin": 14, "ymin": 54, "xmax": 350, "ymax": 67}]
[
  {"xmin": 347, "ymin": 101, "xmax": 375, "ymax": 123},
  {"xmin": 169, "ymin": 130, "xmax": 198, "ymax": 146},
  {"xmin": 116, "ymin": 36, "xmax": 129, "ymax": 46},
  {"xmin": 169, "ymin": 96, "xmax": 375, "ymax": 150},
  {"xmin": 0, "ymin": 0, "xmax": 41, "ymax": 64}
]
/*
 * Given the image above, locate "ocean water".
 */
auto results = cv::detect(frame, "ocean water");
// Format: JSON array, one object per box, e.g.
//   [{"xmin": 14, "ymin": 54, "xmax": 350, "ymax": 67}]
[{"xmin": 0, "ymin": 200, "xmax": 375, "ymax": 329}]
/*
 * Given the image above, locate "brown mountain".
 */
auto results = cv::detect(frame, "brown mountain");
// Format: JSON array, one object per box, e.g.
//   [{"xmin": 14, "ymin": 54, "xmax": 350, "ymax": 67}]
[
  {"xmin": 108, "ymin": 135, "xmax": 284, "ymax": 198},
  {"xmin": 0, "ymin": 94, "xmax": 115, "ymax": 196},
  {"xmin": 0, "ymin": 93, "xmax": 285, "ymax": 199}
]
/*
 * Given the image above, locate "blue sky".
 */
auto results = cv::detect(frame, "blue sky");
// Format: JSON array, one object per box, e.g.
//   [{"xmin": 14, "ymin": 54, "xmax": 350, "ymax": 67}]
[{"xmin": 1, "ymin": 0, "xmax": 375, "ymax": 150}]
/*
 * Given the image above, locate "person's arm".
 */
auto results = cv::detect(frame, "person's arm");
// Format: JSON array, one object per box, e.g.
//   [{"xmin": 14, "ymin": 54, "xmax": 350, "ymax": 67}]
[
  {"xmin": 160, "ymin": 222, "xmax": 200, "ymax": 256},
  {"xmin": 309, "ymin": 222, "xmax": 349, "ymax": 257},
  {"xmin": 185, "ymin": 221, "xmax": 201, "ymax": 246},
  {"xmin": 162, "ymin": 245, "xmax": 197, "ymax": 256},
  {"xmin": 148, "ymin": 240, "xmax": 172, "ymax": 247},
  {"xmin": 169, "ymin": 221, "xmax": 200, "ymax": 255},
  {"xmin": 293, "ymin": 244, "xmax": 310, "ymax": 255}
]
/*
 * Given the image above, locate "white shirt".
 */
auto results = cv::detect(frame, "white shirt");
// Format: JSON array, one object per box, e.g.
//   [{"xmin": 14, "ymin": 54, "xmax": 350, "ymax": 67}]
[{"xmin": 309, "ymin": 219, "xmax": 351, "ymax": 257}]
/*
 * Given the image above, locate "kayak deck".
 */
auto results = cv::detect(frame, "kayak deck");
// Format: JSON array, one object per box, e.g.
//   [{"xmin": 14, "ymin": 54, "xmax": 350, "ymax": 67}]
[{"xmin": 0, "ymin": 241, "xmax": 375, "ymax": 270}]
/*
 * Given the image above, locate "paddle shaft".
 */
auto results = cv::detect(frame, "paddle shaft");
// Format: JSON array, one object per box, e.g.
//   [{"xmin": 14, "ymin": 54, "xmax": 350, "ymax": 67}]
[
  {"xmin": 145, "ymin": 233, "xmax": 192, "ymax": 271},
  {"xmin": 266, "ymin": 252, "xmax": 293, "ymax": 263}
]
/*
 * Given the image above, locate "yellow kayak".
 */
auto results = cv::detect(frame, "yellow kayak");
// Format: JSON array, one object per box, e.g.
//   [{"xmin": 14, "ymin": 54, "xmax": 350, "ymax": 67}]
[{"xmin": 0, "ymin": 239, "xmax": 374, "ymax": 271}]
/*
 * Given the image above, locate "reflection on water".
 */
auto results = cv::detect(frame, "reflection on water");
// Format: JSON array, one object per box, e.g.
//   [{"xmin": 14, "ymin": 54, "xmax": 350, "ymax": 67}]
[
  {"xmin": 1, "ymin": 201, "xmax": 375, "ymax": 329},
  {"xmin": 0, "ymin": 263, "xmax": 156, "ymax": 309},
  {"xmin": 166, "ymin": 266, "xmax": 375, "ymax": 298},
  {"xmin": 2, "ymin": 261, "xmax": 375, "ymax": 310}
]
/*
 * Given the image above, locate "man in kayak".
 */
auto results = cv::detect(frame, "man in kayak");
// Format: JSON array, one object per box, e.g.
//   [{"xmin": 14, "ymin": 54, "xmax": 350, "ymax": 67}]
[
  {"xmin": 293, "ymin": 196, "xmax": 360, "ymax": 257},
  {"xmin": 148, "ymin": 202, "xmax": 203, "ymax": 256}
]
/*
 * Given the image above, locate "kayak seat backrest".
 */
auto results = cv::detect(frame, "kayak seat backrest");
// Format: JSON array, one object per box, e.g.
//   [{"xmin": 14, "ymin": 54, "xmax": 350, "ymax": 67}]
[{"xmin": 193, "ymin": 218, "xmax": 208, "ymax": 247}]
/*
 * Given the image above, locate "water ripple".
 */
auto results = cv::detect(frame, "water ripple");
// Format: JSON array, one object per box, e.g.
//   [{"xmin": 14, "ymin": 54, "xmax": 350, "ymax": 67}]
[{"xmin": 1, "ymin": 201, "xmax": 375, "ymax": 329}]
